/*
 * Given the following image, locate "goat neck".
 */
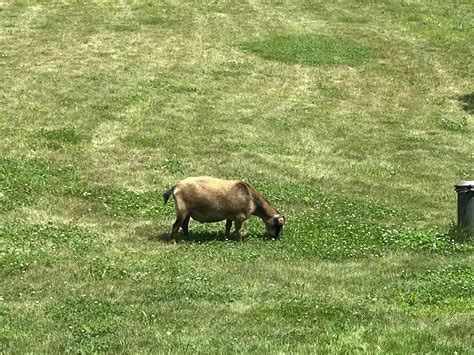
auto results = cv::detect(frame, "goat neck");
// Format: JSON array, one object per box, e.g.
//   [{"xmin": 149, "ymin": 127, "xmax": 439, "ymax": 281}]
[{"xmin": 251, "ymin": 188, "xmax": 278, "ymax": 220}]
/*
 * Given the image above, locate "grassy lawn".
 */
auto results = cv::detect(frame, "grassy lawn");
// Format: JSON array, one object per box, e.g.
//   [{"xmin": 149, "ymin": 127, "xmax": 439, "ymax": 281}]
[{"xmin": 1, "ymin": 1, "xmax": 473, "ymax": 352}]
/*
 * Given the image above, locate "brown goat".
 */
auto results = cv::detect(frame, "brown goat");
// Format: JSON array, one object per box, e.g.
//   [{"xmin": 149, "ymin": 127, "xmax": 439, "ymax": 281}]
[{"xmin": 163, "ymin": 176, "xmax": 284, "ymax": 244}]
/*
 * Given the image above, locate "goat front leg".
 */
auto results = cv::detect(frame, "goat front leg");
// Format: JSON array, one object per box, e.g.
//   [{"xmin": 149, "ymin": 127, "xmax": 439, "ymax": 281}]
[
  {"xmin": 235, "ymin": 220, "xmax": 243, "ymax": 243},
  {"xmin": 225, "ymin": 219, "xmax": 232, "ymax": 240}
]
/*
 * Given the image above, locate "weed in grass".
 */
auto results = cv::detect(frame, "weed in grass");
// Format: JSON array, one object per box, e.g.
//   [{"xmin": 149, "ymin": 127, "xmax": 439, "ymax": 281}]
[
  {"xmin": 87, "ymin": 256, "xmax": 127, "ymax": 280},
  {"xmin": 241, "ymin": 34, "xmax": 372, "ymax": 66},
  {"xmin": 439, "ymin": 117, "xmax": 469, "ymax": 132}
]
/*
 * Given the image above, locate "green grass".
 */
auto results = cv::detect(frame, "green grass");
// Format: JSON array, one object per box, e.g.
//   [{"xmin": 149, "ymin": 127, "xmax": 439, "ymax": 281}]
[
  {"xmin": 241, "ymin": 34, "xmax": 372, "ymax": 66},
  {"xmin": 35, "ymin": 128, "xmax": 90, "ymax": 149},
  {"xmin": 1, "ymin": 0, "xmax": 473, "ymax": 353},
  {"xmin": 0, "ymin": 158, "xmax": 76, "ymax": 212}
]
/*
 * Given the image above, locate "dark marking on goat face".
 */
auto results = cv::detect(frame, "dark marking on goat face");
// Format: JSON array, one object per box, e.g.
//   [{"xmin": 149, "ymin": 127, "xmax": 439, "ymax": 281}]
[
  {"xmin": 274, "ymin": 215, "xmax": 284, "ymax": 239},
  {"xmin": 266, "ymin": 215, "xmax": 284, "ymax": 239},
  {"xmin": 274, "ymin": 223, "xmax": 282, "ymax": 239}
]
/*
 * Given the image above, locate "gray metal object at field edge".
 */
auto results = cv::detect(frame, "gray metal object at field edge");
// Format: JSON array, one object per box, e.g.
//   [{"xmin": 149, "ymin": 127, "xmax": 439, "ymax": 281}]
[{"xmin": 454, "ymin": 180, "xmax": 474, "ymax": 237}]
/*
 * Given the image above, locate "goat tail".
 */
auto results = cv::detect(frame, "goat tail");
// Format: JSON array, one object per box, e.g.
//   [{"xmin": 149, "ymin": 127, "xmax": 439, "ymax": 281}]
[{"xmin": 163, "ymin": 186, "xmax": 176, "ymax": 204}]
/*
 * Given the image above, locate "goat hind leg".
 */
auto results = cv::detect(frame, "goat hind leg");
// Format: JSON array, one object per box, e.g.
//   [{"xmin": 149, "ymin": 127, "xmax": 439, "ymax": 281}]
[
  {"xmin": 182, "ymin": 215, "xmax": 191, "ymax": 236},
  {"xmin": 170, "ymin": 214, "xmax": 186, "ymax": 244}
]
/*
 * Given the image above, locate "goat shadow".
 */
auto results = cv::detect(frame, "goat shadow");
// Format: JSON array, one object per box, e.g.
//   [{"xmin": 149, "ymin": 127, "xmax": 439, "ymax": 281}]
[
  {"xmin": 457, "ymin": 92, "xmax": 474, "ymax": 115},
  {"xmin": 147, "ymin": 230, "xmax": 270, "ymax": 244}
]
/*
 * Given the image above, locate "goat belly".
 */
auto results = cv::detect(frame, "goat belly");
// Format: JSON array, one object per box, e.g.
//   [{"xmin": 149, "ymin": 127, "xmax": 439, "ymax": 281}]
[{"xmin": 190, "ymin": 212, "xmax": 226, "ymax": 223}]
